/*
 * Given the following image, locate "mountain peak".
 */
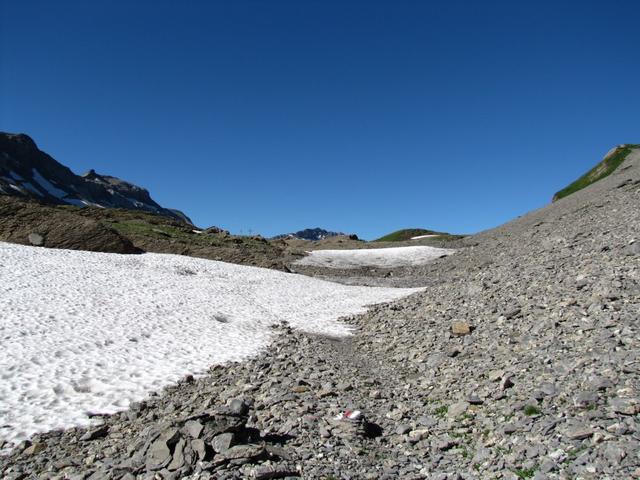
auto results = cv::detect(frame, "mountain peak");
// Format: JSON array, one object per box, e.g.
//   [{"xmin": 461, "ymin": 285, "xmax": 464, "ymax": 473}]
[
  {"xmin": 0, "ymin": 132, "xmax": 192, "ymax": 224},
  {"xmin": 272, "ymin": 227, "xmax": 358, "ymax": 241}
]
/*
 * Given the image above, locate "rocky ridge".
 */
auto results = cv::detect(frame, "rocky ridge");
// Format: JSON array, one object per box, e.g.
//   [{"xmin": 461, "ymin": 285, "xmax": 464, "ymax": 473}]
[
  {"xmin": 0, "ymin": 132, "xmax": 191, "ymax": 224},
  {"xmin": 272, "ymin": 228, "xmax": 356, "ymax": 241},
  {"xmin": 1, "ymin": 147, "xmax": 639, "ymax": 479}
]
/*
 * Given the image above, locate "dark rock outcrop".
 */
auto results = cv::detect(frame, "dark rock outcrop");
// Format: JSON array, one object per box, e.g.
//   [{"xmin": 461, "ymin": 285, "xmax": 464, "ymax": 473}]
[{"xmin": 0, "ymin": 132, "xmax": 192, "ymax": 224}]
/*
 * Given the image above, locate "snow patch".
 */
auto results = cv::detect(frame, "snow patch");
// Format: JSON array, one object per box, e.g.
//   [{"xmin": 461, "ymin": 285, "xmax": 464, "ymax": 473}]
[
  {"xmin": 21, "ymin": 182, "xmax": 44, "ymax": 197},
  {"xmin": 411, "ymin": 234, "xmax": 440, "ymax": 240},
  {"xmin": 64, "ymin": 198, "xmax": 88, "ymax": 207},
  {"xmin": 32, "ymin": 169, "xmax": 68, "ymax": 198},
  {"xmin": 294, "ymin": 245, "xmax": 454, "ymax": 269},
  {"xmin": 0, "ymin": 242, "xmax": 421, "ymax": 446}
]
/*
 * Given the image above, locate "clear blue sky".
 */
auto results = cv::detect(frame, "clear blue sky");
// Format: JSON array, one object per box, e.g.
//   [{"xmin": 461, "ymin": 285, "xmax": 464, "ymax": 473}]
[{"xmin": 1, "ymin": 1, "xmax": 639, "ymax": 239}]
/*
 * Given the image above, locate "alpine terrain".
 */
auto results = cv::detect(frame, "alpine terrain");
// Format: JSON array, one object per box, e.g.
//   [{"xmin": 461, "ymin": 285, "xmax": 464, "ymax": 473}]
[{"xmin": 0, "ymin": 143, "xmax": 638, "ymax": 480}]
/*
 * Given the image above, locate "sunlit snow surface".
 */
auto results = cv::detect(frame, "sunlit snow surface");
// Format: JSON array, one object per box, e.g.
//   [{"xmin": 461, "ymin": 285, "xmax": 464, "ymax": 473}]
[
  {"xmin": 0, "ymin": 242, "xmax": 421, "ymax": 446},
  {"xmin": 294, "ymin": 245, "xmax": 454, "ymax": 269}
]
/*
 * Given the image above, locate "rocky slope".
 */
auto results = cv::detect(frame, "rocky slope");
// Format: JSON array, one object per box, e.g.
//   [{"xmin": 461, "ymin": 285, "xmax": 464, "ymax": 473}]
[
  {"xmin": 0, "ymin": 132, "xmax": 191, "ymax": 223},
  {"xmin": 1, "ymin": 147, "xmax": 639, "ymax": 479}
]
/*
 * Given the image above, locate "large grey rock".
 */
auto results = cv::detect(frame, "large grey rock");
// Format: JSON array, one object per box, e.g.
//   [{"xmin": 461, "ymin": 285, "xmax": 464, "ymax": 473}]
[{"xmin": 27, "ymin": 232, "xmax": 44, "ymax": 246}]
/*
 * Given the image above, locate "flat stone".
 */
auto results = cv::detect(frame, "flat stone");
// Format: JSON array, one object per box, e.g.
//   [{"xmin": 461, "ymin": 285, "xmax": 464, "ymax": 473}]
[
  {"xmin": 504, "ymin": 308, "xmax": 521, "ymax": 319},
  {"xmin": 184, "ymin": 420, "xmax": 204, "ymax": 438},
  {"xmin": 145, "ymin": 428, "xmax": 180, "ymax": 470},
  {"xmin": 23, "ymin": 442, "xmax": 45, "ymax": 455},
  {"xmin": 451, "ymin": 322, "xmax": 472, "ymax": 335},
  {"xmin": 539, "ymin": 383, "xmax": 558, "ymax": 396},
  {"xmin": 590, "ymin": 377, "xmax": 614, "ymax": 391},
  {"xmin": 395, "ymin": 424, "xmax": 412, "ymax": 435},
  {"xmin": 408, "ymin": 428, "xmax": 429, "ymax": 442},
  {"xmin": 167, "ymin": 438, "xmax": 186, "ymax": 471},
  {"xmin": 219, "ymin": 444, "xmax": 265, "ymax": 461},
  {"xmin": 566, "ymin": 428, "xmax": 593, "ymax": 440},
  {"xmin": 447, "ymin": 401, "xmax": 470, "ymax": 418},
  {"xmin": 610, "ymin": 398, "xmax": 640, "ymax": 415},
  {"xmin": 436, "ymin": 438, "xmax": 457, "ymax": 451},
  {"xmin": 503, "ymin": 423, "xmax": 517, "ymax": 434},
  {"xmin": 573, "ymin": 392, "xmax": 598, "ymax": 408},
  {"xmin": 625, "ymin": 242, "xmax": 640, "ymax": 255},
  {"xmin": 146, "ymin": 439, "xmax": 172, "ymax": 470},
  {"xmin": 211, "ymin": 432, "xmax": 235, "ymax": 453},
  {"xmin": 252, "ymin": 464, "xmax": 299, "ymax": 480},
  {"xmin": 191, "ymin": 438, "xmax": 207, "ymax": 461}
]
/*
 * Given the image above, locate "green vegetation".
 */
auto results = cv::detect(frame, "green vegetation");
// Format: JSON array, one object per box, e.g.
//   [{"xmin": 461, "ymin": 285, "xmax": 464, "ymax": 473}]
[
  {"xmin": 434, "ymin": 405, "xmax": 448, "ymax": 417},
  {"xmin": 523, "ymin": 405, "xmax": 541, "ymax": 416},
  {"xmin": 514, "ymin": 467, "xmax": 537, "ymax": 479},
  {"xmin": 374, "ymin": 228, "xmax": 465, "ymax": 243},
  {"xmin": 563, "ymin": 445, "xmax": 590, "ymax": 464},
  {"xmin": 553, "ymin": 144, "xmax": 640, "ymax": 201}
]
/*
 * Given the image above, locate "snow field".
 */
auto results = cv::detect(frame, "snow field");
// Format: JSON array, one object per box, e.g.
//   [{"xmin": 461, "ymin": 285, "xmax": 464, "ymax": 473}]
[
  {"xmin": 0, "ymin": 242, "xmax": 421, "ymax": 446},
  {"xmin": 293, "ymin": 245, "xmax": 454, "ymax": 269}
]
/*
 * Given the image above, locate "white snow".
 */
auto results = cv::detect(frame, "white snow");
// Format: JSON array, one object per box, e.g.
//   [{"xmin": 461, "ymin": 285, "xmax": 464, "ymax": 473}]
[
  {"xmin": 1, "ymin": 173, "xmax": 43, "ymax": 196},
  {"xmin": 21, "ymin": 182, "xmax": 44, "ymax": 197},
  {"xmin": 294, "ymin": 245, "xmax": 454, "ymax": 269},
  {"xmin": 0, "ymin": 242, "xmax": 421, "ymax": 447},
  {"xmin": 64, "ymin": 198, "xmax": 105, "ymax": 208},
  {"xmin": 64, "ymin": 198, "xmax": 88, "ymax": 207},
  {"xmin": 32, "ymin": 169, "xmax": 68, "ymax": 198},
  {"xmin": 125, "ymin": 196, "xmax": 154, "ymax": 209},
  {"xmin": 125, "ymin": 196, "xmax": 144, "ymax": 208},
  {"xmin": 411, "ymin": 234, "xmax": 440, "ymax": 240}
]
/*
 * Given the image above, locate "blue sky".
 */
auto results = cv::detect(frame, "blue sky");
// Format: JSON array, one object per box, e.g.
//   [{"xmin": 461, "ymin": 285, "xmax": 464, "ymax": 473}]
[{"xmin": 1, "ymin": 1, "xmax": 639, "ymax": 239}]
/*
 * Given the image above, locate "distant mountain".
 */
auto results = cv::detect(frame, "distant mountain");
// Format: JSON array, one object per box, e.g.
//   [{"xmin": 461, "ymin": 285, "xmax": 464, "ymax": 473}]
[
  {"xmin": 374, "ymin": 228, "xmax": 444, "ymax": 242},
  {"xmin": 272, "ymin": 227, "xmax": 357, "ymax": 241},
  {"xmin": 0, "ymin": 132, "xmax": 192, "ymax": 224}
]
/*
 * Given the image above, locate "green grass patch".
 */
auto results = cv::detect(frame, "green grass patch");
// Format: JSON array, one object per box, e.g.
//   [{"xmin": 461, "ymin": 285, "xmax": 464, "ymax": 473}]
[
  {"xmin": 374, "ymin": 228, "xmax": 443, "ymax": 242},
  {"xmin": 553, "ymin": 144, "xmax": 640, "ymax": 201},
  {"xmin": 523, "ymin": 405, "xmax": 541, "ymax": 416},
  {"xmin": 434, "ymin": 405, "xmax": 448, "ymax": 418},
  {"xmin": 514, "ymin": 467, "xmax": 537, "ymax": 479},
  {"xmin": 374, "ymin": 228, "xmax": 466, "ymax": 243}
]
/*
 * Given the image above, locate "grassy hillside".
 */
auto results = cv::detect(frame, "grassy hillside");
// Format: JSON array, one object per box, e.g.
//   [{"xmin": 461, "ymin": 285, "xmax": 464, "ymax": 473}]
[
  {"xmin": 374, "ymin": 228, "xmax": 456, "ymax": 242},
  {"xmin": 553, "ymin": 144, "xmax": 639, "ymax": 201}
]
